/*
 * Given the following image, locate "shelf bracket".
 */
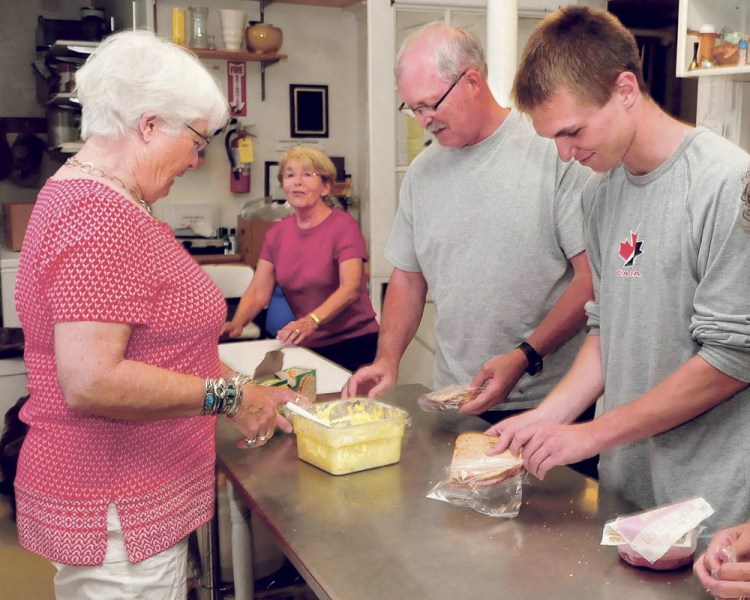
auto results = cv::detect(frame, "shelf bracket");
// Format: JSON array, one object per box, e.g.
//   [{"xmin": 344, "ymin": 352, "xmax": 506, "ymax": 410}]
[
  {"xmin": 259, "ymin": 0, "xmax": 275, "ymax": 23},
  {"xmin": 260, "ymin": 58, "xmax": 280, "ymax": 102}
]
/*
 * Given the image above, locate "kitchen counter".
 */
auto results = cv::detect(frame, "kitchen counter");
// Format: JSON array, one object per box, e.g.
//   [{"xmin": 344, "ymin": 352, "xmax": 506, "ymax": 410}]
[{"xmin": 216, "ymin": 384, "xmax": 706, "ymax": 600}]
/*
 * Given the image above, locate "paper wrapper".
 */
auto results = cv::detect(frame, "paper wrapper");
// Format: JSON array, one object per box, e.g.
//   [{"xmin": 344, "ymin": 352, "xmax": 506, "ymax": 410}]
[
  {"xmin": 276, "ymin": 367, "xmax": 317, "ymax": 402},
  {"xmin": 601, "ymin": 498, "xmax": 714, "ymax": 567}
]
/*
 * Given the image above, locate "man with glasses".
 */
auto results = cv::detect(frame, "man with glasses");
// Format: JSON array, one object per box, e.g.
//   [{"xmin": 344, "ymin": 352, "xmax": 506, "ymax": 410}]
[{"xmin": 344, "ymin": 23, "xmax": 596, "ymax": 469}]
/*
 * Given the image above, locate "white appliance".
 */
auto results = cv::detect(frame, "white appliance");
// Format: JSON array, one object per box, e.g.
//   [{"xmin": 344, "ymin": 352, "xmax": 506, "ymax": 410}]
[{"xmin": 0, "ymin": 246, "xmax": 20, "ymax": 328}]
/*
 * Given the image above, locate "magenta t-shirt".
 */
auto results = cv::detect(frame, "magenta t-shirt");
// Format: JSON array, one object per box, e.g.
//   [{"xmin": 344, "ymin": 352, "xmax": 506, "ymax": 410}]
[{"xmin": 260, "ymin": 208, "xmax": 378, "ymax": 347}]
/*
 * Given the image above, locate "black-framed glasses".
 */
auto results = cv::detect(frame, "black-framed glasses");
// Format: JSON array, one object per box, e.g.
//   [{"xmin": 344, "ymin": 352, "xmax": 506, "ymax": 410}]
[
  {"xmin": 398, "ymin": 70, "xmax": 468, "ymax": 119},
  {"xmin": 185, "ymin": 119, "xmax": 232, "ymax": 153}
]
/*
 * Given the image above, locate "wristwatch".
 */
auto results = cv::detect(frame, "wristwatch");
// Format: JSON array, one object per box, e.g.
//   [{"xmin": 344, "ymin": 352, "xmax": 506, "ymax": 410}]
[{"xmin": 515, "ymin": 341, "xmax": 543, "ymax": 376}]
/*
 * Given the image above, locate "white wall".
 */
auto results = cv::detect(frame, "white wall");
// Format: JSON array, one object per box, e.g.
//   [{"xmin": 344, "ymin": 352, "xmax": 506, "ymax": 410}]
[
  {"xmin": 152, "ymin": 1, "xmax": 360, "ymax": 228},
  {"xmin": 0, "ymin": 1, "xmax": 361, "ymax": 232}
]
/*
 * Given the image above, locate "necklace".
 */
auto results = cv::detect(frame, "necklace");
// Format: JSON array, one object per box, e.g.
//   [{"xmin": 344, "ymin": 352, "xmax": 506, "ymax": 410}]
[{"xmin": 65, "ymin": 157, "xmax": 152, "ymax": 216}]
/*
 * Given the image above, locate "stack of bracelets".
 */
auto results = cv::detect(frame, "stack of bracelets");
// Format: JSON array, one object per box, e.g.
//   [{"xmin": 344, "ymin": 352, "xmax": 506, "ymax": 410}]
[{"xmin": 203, "ymin": 374, "xmax": 253, "ymax": 418}]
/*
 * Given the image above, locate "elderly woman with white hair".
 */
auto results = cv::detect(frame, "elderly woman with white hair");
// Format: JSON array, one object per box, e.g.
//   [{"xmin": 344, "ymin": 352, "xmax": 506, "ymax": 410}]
[{"xmin": 13, "ymin": 30, "xmax": 296, "ymax": 599}]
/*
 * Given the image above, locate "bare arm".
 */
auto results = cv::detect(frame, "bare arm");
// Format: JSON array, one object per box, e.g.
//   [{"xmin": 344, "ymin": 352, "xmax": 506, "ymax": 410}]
[
  {"xmin": 225, "ymin": 259, "xmax": 276, "ymax": 337},
  {"xmin": 590, "ymin": 355, "xmax": 747, "ymax": 452},
  {"xmin": 278, "ymin": 257, "xmax": 364, "ymax": 345},
  {"xmin": 490, "ymin": 338, "xmax": 747, "ymax": 479},
  {"xmin": 465, "ymin": 251, "xmax": 593, "ymax": 413},
  {"xmin": 342, "ymin": 267, "xmax": 427, "ymax": 397},
  {"xmin": 55, "ymin": 321, "xmax": 295, "ymax": 440},
  {"xmin": 487, "ymin": 334, "xmax": 604, "ymax": 446},
  {"xmin": 524, "ymin": 250, "xmax": 593, "ymax": 358}
]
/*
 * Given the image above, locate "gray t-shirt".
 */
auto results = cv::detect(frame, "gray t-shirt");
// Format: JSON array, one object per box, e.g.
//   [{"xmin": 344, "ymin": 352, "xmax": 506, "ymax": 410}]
[
  {"xmin": 584, "ymin": 127, "xmax": 750, "ymax": 535},
  {"xmin": 386, "ymin": 110, "xmax": 590, "ymax": 409}
]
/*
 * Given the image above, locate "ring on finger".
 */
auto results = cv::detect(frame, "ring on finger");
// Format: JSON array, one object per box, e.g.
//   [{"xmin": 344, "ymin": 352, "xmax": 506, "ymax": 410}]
[
  {"xmin": 294, "ymin": 328, "xmax": 301, "ymax": 334},
  {"xmin": 257, "ymin": 433, "xmax": 268, "ymax": 442},
  {"xmin": 245, "ymin": 437, "xmax": 257, "ymax": 448}
]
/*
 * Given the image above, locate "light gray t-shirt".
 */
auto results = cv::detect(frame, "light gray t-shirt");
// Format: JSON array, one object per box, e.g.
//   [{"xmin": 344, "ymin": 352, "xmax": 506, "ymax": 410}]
[
  {"xmin": 584, "ymin": 127, "xmax": 750, "ymax": 535},
  {"xmin": 386, "ymin": 110, "xmax": 590, "ymax": 410}
]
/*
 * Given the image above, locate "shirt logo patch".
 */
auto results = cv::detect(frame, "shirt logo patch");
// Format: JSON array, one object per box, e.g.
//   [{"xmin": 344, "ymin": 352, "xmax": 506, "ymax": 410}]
[{"xmin": 616, "ymin": 230, "xmax": 643, "ymax": 278}]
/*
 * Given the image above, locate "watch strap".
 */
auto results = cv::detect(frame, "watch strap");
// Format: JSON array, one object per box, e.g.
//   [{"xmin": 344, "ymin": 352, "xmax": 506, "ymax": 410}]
[{"xmin": 516, "ymin": 341, "xmax": 543, "ymax": 376}]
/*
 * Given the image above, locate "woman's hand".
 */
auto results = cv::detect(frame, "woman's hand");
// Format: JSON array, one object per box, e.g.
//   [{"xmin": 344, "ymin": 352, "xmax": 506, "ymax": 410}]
[
  {"xmin": 222, "ymin": 320, "xmax": 244, "ymax": 338},
  {"xmin": 277, "ymin": 315, "xmax": 318, "ymax": 346},
  {"xmin": 232, "ymin": 383, "xmax": 297, "ymax": 449}
]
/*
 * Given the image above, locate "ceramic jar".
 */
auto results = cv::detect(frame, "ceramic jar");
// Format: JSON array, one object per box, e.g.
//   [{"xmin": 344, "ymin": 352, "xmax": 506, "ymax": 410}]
[{"xmin": 245, "ymin": 22, "xmax": 283, "ymax": 54}]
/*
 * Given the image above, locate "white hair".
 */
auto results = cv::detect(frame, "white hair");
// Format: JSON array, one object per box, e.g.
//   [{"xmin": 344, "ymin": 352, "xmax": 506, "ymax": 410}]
[
  {"xmin": 395, "ymin": 22, "xmax": 487, "ymax": 82},
  {"xmin": 75, "ymin": 30, "xmax": 228, "ymax": 140}
]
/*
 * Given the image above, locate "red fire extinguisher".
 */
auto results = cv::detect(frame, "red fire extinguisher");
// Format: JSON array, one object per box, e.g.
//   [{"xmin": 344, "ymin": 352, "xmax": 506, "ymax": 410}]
[{"xmin": 225, "ymin": 121, "xmax": 253, "ymax": 193}]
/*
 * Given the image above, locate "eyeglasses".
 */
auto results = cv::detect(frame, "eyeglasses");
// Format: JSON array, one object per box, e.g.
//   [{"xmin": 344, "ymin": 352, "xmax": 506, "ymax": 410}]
[
  {"xmin": 185, "ymin": 123, "xmax": 212, "ymax": 152},
  {"xmin": 282, "ymin": 170, "xmax": 320, "ymax": 181},
  {"xmin": 184, "ymin": 119, "xmax": 232, "ymax": 153},
  {"xmin": 398, "ymin": 70, "xmax": 468, "ymax": 119}
]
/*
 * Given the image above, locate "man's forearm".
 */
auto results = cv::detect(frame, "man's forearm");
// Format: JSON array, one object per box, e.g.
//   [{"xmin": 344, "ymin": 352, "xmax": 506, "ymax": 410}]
[
  {"xmin": 374, "ymin": 269, "xmax": 428, "ymax": 368},
  {"xmin": 591, "ymin": 355, "xmax": 748, "ymax": 453},
  {"xmin": 527, "ymin": 251, "xmax": 593, "ymax": 356}
]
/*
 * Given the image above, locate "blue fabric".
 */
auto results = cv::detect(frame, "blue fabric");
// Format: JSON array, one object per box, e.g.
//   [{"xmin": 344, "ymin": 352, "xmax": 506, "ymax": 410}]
[{"xmin": 265, "ymin": 286, "xmax": 295, "ymax": 336}]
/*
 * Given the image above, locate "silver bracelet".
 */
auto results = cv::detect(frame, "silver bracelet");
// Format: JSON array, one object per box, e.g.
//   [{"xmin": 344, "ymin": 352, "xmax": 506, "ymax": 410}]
[{"xmin": 203, "ymin": 377, "xmax": 243, "ymax": 417}]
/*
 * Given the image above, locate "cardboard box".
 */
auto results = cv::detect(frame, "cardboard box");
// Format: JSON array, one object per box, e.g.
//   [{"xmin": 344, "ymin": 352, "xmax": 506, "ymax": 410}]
[
  {"xmin": 237, "ymin": 215, "xmax": 276, "ymax": 267},
  {"xmin": 3, "ymin": 202, "xmax": 35, "ymax": 252}
]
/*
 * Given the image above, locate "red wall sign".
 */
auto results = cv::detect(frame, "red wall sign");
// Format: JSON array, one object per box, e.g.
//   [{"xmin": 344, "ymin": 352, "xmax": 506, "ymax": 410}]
[{"xmin": 227, "ymin": 61, "xmax": 247, "ymax": 117}]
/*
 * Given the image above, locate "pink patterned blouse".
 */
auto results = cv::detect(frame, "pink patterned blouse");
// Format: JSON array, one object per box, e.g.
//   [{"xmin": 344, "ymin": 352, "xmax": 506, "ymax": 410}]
[{"xmin": 14, "ymin": 179, "xmax": 225, "ymax": 565}]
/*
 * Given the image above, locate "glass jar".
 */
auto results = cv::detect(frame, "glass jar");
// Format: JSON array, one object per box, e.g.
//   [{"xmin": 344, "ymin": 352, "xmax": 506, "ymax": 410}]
[{"xmin": 191, "ymin": 7, "xmax": 209, "ymax": 49}]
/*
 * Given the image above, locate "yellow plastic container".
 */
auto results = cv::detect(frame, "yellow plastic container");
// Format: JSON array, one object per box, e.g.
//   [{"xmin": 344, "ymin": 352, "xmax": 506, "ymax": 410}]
[{"xmin": 293, "ymin": 398, "xmax": 409, "ymax": 475}]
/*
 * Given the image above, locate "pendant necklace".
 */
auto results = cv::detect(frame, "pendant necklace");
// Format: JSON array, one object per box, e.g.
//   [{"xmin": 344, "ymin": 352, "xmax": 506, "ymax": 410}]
[{"xmin": 65, "ymin": 157, "xmax": 152, "ymax": 216}]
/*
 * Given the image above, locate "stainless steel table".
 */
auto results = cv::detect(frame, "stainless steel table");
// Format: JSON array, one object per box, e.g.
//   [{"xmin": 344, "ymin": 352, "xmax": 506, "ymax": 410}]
[{"xmin": 216, "ymin": 384, "xmax": 706, "ymax": 599}]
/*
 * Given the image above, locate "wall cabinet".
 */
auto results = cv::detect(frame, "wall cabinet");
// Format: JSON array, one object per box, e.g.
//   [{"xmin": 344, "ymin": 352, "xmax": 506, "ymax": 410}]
[
  {"xmin": 677, "ymin": 1, "xmax": 750, "ymax": 79},
  {"xmin": 676, "ymin": 1, "xmax": 750, "ymax": 154}
]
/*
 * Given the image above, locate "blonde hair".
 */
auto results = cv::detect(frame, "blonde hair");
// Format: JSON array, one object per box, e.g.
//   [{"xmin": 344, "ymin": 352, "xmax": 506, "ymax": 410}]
[
  {"xmin": 277, "ymin": 146, "xmax": 338, "ymax": 185},
  {"xmin": 513, "ymin": 6, "xmax": 647, "ymax": 111}
]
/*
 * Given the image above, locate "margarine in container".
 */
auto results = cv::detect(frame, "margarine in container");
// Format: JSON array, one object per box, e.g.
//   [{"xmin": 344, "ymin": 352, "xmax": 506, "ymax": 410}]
[{"xmin": 293, "ymin": 398, "xmax": 409, "ymax": 475}]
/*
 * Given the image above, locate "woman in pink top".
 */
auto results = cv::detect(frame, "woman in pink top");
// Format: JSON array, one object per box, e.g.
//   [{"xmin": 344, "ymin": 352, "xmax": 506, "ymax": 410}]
[
  {"xmin": 225, "ymin": 146, "xmax": 379, "ymax": 371},
  {"xmin": 14, "ymin": 31, "xmax": 296, "ymax": 599}
]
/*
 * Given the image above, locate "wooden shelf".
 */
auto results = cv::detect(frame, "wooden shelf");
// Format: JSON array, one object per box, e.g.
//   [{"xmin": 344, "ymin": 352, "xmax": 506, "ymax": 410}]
[
  {"xmin": 190, "ymin": 48, "xmax": 287, "ymax": 101},
  {"xmin": 265, "ymin": 0, "xmax": 361, "ymax": 6},
  {"xmin": 190, "ymin": 48, "xmax": 287, "ymax": 62}
]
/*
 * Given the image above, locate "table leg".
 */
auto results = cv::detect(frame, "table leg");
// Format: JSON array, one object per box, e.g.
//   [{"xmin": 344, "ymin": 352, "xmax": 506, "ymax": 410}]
[{"xmin": 227, "ymin": 479, "xmax": 254, "ymax": 600}]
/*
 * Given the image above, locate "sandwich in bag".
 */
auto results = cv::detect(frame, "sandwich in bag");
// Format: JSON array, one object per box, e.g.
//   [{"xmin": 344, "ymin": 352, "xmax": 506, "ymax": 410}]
[
  {"xmin": 427, "ymin": 432, "xmax": 525, "ymax": 517},
  {"xmin": 418, "ymin": 384, "xmax": 483, "ymax": 412}
]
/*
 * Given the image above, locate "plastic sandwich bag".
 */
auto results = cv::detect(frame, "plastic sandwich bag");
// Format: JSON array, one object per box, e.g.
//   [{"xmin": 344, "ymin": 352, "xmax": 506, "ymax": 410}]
[
  {"xmin": 427, "ymin": 470, "xmax": 524, "ymax": 518},
  {"xmin": 417, "ymin": 384, "xmax": 483, "ymax": 412}
]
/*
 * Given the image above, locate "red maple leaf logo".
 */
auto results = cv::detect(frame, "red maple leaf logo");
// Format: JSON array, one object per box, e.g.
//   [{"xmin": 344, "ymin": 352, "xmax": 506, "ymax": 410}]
[{"xmin": 618, "ymin": 231, "xmax": 643, "ymax": 267}]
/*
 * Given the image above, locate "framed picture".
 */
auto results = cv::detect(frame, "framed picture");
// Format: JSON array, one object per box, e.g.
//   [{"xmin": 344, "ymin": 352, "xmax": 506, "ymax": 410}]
[
  {"xmin": 289, "ymin": 84, "xmax": 329, "ymax": 138},
  {"xmin": 264, "ymin": 161, "xmax": 284, "ymax": 200}
]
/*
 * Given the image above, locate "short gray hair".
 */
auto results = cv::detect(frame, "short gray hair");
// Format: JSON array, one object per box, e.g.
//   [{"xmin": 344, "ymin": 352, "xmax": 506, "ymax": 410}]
[
  {"xmin": 395, "ymin": 22, "xmax": 487, "ymax": 82},
  {"xmin": 75, "ymin": 30, "xmax": 228, "ymax": 140}
]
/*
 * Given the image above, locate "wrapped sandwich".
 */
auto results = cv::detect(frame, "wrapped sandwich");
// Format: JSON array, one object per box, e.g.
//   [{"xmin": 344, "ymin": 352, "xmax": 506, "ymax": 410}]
[
  {"xmin": 417, "ymin": 384, "xmax": 483, "ymax": 412},
  {"xmin": 448, "ymin": 432, "xmax": 525, "ymax": 486},
  {"xmin": 427, "ymin": 432, "xmax": 525, "ymax": 518}
]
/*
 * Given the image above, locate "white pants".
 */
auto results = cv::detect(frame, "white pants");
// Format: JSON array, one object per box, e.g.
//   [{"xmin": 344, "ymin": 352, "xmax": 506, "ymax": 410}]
[{"xmin": 53, "ymin": 503, "xmax": 188, "ymax": 600}]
